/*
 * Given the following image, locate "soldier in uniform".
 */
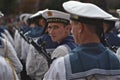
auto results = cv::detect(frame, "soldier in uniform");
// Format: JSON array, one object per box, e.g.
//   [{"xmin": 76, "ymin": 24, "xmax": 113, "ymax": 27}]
[
  {"xmin": 26, "ymin": 9, "xmax": 57, "ymax": 80},
  {"xmin": 14, "ymin": 13, "xmax": 32, "ymax": 80},
  {"xmin": 0, "ymin": 35, "xmax": 23, "ymax": 80},
  {"xmin": 103, "ymin": 16, "xmax": 120, "ymax": 52},
  {"xmin": 0, "ymin": 55, "xmax": 15, "ymax": 80},
  {"xmin": 42, "ymin": 10, "xmax": 77, "ymax": 59},
  {"xmin": 0, "ymin": 11, "xmax": 23, "ymax": 80},
  {"xmin": 14, "ymin": 13, "xmax": 32, "ymax": 59},
  {"xmin": 26, "ymin": 9, "xmax": 77, "ymax": 80},
  {"xmin": 43, "ymin": 1, "xmax": 120, "ymax": 80},
  {"xmin": 0, "ymin": 12, "xmax": 14, "ymax": 47}
]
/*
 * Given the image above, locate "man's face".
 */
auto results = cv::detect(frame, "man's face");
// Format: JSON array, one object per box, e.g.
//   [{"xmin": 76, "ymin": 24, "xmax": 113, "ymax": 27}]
[
  {"xmin": 38, "ymin": 18, "xmax": 46, "ymax": 27},
  {"xmin": 47, "ymin": 22, "xmax": 68, "ymax": 42}
]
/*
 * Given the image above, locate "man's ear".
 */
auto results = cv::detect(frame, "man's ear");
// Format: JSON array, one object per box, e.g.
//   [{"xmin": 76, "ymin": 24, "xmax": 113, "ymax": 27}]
[
  {"xmin": 39, "ymin": 19, "xmax": 46, "ymax": 27},
  {"xmin": 78, "ymin": 22, "xmax": 84, "ymax": 33},
  {"xmin": 66, "ymin": 24, "xmax": 71, "ymax": 30}
]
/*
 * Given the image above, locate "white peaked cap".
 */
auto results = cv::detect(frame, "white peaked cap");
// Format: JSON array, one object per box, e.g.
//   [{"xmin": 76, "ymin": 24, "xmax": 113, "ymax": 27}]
[
  {"xmin": 19, "ymin": 13, "xmax": 32, "ymax": 21},
  {"xmin": 116, "ymin": 9, "xmax": 120, "ymax": 14},
  {"xmin": 115, "ymin": 21, "xmax": 120, "ymax": 29},
  {"xmin": 42, "ymin": 10, "xmax": 70, "ymax": 24},
  {"xmin": 0, "ymin": 11, "xmax": 4, "ymax": 17},
  {"xmin": 63, "ymin": 1, "xmax": 113, "ymax": 19},
  {"xmin": 19, "ymin": 13, "xmax": 33, "ymax": 24},
  {"xmin": 104, "ymin": 16, "xmax": 119, "ymax": 21},
  {"xmin": 30, "ymin": 9, "xmax": 48, "ymax": 19}
]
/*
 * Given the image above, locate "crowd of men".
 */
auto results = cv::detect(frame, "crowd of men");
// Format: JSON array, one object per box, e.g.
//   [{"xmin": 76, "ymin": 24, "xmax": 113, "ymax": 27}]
[{"xmin": 0, "ymin": 0, "xmax": 120, "ymax": 80}]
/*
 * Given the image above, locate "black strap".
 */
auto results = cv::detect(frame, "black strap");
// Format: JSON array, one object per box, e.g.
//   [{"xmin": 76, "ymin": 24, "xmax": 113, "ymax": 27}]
[{"xmin": 17, "ymin": 29, "xmax": 53, "ymax": 67}]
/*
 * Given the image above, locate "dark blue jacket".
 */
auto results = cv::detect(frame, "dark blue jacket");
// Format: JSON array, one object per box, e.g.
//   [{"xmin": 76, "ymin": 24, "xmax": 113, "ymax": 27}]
[{"xmin": 105, "ymin": 32, "xmax": 120, "ymax": 47}]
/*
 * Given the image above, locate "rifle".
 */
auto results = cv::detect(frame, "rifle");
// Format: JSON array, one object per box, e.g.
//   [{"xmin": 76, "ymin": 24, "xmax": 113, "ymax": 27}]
[
  {"xmin": 29, "ymin": 37, "xmax": 53, "ymax": 66},
  {"xmin": 16, "ymin": 27, "xmax": 53, "ymax": 67}
]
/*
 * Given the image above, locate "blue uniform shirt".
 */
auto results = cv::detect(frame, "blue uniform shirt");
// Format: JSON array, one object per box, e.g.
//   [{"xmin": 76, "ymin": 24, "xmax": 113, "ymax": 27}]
[
  {"xmin": 64, "ymin": 43, "xmax": 120, "ymax": 80},
  {"xmin": 19, "ymin": 25, "xmax": 31, "ymax": 34},
  {"xmin": 59, "ymin": 35, "xmax": 77, "ymax": 50}
]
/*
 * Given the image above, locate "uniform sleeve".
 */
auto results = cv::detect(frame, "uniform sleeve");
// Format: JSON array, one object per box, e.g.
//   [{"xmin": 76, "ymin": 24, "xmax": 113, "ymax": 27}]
[
  {"xmin": 14, "ymin": 30, "xmax": 22, "ymax": 59},
  {"xmin": 0, "ymin": 56, "xmax": 14, "ymax": 80},
  {"xmin": 43, "ymin": 57, "xmax": 66, "ymax": 80},
  {"xmin": 26, "ymin": 45, "xmax": 48, "ymax": 79},
  {"xmin": 4, "ymin": 30, "xmax": 14, "ymax": 46},
  {"xmin": 116, "ymin": 48, "xmax": 120, "ymax": 56},
  {"xmin": 51, "ymin": 45, "xmax": 70, "ymax": 59},
  {"xmin": 115, "ymin": 50, "xmax": 120, "ymax": 62},
  {"xmin": 21, "ymin": 38, "xmax": 29, "ymax": 61},
  {"xmin": 3, "ymin": 38, "xmax": 23, "ymax": 73}
]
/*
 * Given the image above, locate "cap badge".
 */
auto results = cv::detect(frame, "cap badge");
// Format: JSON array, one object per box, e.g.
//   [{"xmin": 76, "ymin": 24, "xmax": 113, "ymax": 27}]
[
  {"xmin": 72, "ymin": 15, "xmax": 79, "ymax": 19},
  {"xmin": 47, "ymin": 11, "xmax": 53, "ymax": 16}
]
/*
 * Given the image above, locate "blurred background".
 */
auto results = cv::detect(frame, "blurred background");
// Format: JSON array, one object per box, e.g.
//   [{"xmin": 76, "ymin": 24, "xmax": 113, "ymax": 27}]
[
  {"xmin": 0, "ymin": 0, "xmax": 120, "ymax": 16},
  {"xmin": 0, "ymin": 0, "xmax": 120, "ymax": 38}
]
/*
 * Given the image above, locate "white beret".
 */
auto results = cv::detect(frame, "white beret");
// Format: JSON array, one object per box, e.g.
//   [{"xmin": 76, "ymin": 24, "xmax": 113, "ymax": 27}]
[
  {"xmin": 63, "ymin": 1, "xmax": 112, "ymax": 19},
  {"xmin": 104, "ymin": 16, "xmax": 118, "ymax": 32},
  {"xmin": 30, "ymin": 9, "xmax": 48, "ymax": 19},
  {"xmin": 42, "ymin": 10, "xmax": 70, "ymax": 24}
]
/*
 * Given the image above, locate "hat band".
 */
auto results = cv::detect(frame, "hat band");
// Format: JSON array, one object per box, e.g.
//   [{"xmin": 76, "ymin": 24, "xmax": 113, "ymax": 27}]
[
  {"xmin": 47, "ymin": 18, "xmax": 70, "ymax": 24},
  {"xmin": 70, "ymin": 14, "xmax": 103, "ymax": 25}
]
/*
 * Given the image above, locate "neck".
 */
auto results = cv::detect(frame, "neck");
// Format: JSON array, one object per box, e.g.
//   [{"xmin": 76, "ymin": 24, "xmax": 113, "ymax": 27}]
[
  {"xmin": 78, "ymin": 33, "xmax": 100, "ymax": 45},
  {"xmin": 57, "ymin": 33, "xmax": 70, "ymax": 44}
]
